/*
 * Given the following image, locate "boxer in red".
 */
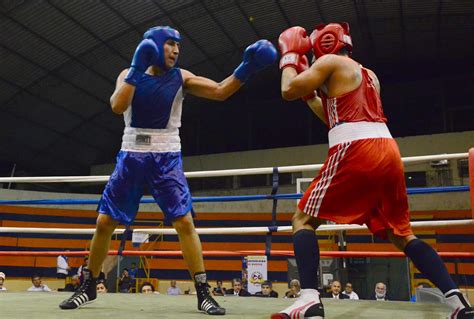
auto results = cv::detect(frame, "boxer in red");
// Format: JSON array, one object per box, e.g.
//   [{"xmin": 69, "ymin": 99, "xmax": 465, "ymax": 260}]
[{"xmin": 273, "ymin": 23, "xmax": 473, "ymax": 319}]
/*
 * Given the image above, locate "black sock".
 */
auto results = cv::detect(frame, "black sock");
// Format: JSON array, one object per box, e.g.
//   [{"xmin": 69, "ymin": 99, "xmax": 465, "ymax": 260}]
[
  {"xmin": 404, "ymin": 239, "xmax": 457, "ymax": 294},
  {"xmin": 293, "ymin": 229, "xmax": 320, "ymax": 289}
]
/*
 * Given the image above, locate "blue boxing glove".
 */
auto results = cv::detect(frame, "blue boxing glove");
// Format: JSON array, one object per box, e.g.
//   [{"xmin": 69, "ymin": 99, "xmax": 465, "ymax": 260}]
[
  {"xmin": 233, "ymin": 39, "xmax": 278, "ymax": 82},
  {"xmin": 124, "ymin": 39, "xmax": 160, "ymax": 86}
]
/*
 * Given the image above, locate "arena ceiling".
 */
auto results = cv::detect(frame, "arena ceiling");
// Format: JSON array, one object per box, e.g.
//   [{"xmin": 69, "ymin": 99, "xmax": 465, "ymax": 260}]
[{"xmin": 0, "ymin": 0, "xmax": 473, "ymax": 177}]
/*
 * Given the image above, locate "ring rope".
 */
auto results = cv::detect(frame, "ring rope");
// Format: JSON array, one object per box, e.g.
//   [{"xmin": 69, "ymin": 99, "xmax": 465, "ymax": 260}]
[
  {"xmin": 0, "ymin": 186, "xmax": 469, "ymax": 206},
  {"xmin": 0, "ymin": 152, "xmax": 468, "ymax": 183},
  {"xmin": 1, "ymin": 219, "xmax": 472, "ymax": 235},
  {"xmin": 0, "ymin": 250, "xmax": 472, "ymax": 258}
]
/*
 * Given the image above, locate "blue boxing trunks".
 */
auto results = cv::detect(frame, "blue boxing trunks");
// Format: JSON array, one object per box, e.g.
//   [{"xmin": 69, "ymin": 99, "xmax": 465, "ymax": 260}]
[{"xmin": 97, "ymin": 151, "xmax": 193, "ymax": 225}]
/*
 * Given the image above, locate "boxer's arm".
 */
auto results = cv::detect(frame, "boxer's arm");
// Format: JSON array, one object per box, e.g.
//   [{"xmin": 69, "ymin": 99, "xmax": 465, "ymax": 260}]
[
  {"xmin": 181, "ymin": 69, "xmax": 242, "ymax": 101},
  {"xmin": 110, "ymin": 69, "xmax": 135, "ymax": 114},
  {"xmin": 306, "ymin": 95, "xmax": 327, "ymax": 125},
  {"xmin": 281, "ymin": 55, "xmax": 335, "ymax": 101}
]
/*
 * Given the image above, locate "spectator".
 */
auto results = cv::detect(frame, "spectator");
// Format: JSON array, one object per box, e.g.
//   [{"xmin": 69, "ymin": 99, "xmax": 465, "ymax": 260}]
[
  {"xmin": 284, "ymin": 279, "xmax": 301, "ymax": 299},
  {"xmin": 118, "ymin": 268, "xmax": 132, "ymax": 293},
  {"xmin": 342, "ymin": 282, "xmax": 359, "ymax": 300},
  {"xmin": 141, "ymin": 281, "xmax": 159, "ymax": 294},
  {"xmin": 212, "ymin": 280, "xmax": 226, "ymax": 296},
  {"xmin": 96, "ymin": 280, "xmax": 108, "ymax": 294},
  {"xmin": 129, "ymin": 262, "xmax": 138, "ymax": 280},
  {"xmin": 370, "ymin": 282, "xmax": 389, "ymax": 301},
  {"xmin": 58, "ymin": 275, "xmax": 81, "ymax": 292},
  {"xmin": 324, "ymin": 280, "xmax": 349, "ymax": 299},
  {"xmin": 254, "ymin": 280, "xmax": 278, "ymax": 298},
  {"xmin": 224, "ymin": 278, "xmax": 251, "ymax": 297},
  {"xmin": 27, "ymin": 275, "xmax": 52, "ymax": 292},
  {"xmin": 167, "ymin": 280, "xmax": 182, "ymax": 295},
  {"xmin": 0, "ymin": 272, "xmax": 7, "ymax": 291},
  {"xmin": 77, "ymin": 256, "xmax": 88, "ymax": 278},
  {"xmin": 56, "ymin": 252, "xmax": 71, "ymax": 279}
]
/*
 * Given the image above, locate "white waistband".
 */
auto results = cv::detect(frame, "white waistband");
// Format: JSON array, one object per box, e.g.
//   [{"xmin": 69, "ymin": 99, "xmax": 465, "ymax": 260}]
[
  {"xmin": 328, "ymin": 122, "xmax": 392, "ymax": 148},
  {"xmin": 121, "ymin": 127, "xmax": 181, "ymax": 152}
]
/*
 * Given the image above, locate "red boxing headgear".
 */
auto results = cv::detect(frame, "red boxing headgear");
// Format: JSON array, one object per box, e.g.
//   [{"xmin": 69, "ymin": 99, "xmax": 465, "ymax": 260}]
[{"xmin": 310, "ymin": 22, "xmax": 353, "ymax": 58}]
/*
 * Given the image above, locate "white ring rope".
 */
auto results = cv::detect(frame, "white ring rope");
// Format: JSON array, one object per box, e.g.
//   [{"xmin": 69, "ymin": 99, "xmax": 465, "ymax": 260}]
[
  {"xmin": 0, "ymin": 219, "xmax": 472, "ymax": 235},
  {"xmin": 0, "ymin": 152, "xmax": 468, "ymax": 183}
]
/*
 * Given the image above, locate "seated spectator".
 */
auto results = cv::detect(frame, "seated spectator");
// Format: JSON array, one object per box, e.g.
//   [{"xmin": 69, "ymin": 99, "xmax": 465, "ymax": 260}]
[
  {"xmin": 254, "ymin": 280, "xmax": 278, "ymax": 298},
  {"xmin": 27, "ymin": 274, "xmax": 52, "ymax": 292},
  {"xmin": 212, "ymin": 280, "xmax": 226, "ymax": 296},
  {"xmin": 96, "ymin": 280, "xmax": 108, "ymax": 293},
  {"xmin": 0, "ymin": 272, "xmax": 7, "ymax": 291},
  {"xmin": 56, "ymin": 252, "xmax": 71, "ymax": 279},
  {"xmin": 58, "ymin": 275, "xmax": 81, "ymax": 292},
  {"xmin": 323, "ymin": 280, "xmax": 349, "ymax": 299},
  {"xmin": 141, "ymin": 281, "xmax": 159, "ymax": 294},
  {"xmin": 129, "ymin": 262, "xmax": 137, "ymax": 279},
  {"xmin": 77, "ymin": 256, "xmax": 88, "ymax": 278},
  {"xmin": 167, "ymin": 280, "xmax": 182, "ymax": 295},
  {"xmin": 284, "ymin": 279, "xmax": 301, "ymax": 299},
  {"xmin": 342, "ymin": 282, "xmax": 359, "ymax": 300},
  {"xmin": 118, "ymin": 268, "xmax": 132, "ymax": 293},
  {"xmin": 370, "ymin": 282, "xmax": 389, "ymax": 301},
  {"xmin": 224, "ymin": 278, "xmax": 251, "ymax": 297}
]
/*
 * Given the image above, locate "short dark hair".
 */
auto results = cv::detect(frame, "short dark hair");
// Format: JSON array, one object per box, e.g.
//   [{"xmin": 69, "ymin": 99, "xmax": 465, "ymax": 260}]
[
  {"xmin": 97, "ymin": 279, "xmax": 106, "ymax": 285},
  {"xmin": 232, "ymin": 278, "xmax": 242, "ymax": 285},
  {"xmin": 31, "ymin": 274, "xmax": 40, "ymax": 280},
  {"xmin": 337, "ymin": 47, "xmax": 350, "ymax": 56},
  {"xmin": 141, "ymin": 281, "xmax": 155, "ymax": 292},
  {"xmin": 262, "ymin": 280, "xmax": 272, "ymax": 288}
]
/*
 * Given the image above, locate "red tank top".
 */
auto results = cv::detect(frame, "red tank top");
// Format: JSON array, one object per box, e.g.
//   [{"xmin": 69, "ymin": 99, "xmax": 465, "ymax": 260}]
[{"xmin": 319, "ymin": 66, "xmax": 387, "ymax": 129}]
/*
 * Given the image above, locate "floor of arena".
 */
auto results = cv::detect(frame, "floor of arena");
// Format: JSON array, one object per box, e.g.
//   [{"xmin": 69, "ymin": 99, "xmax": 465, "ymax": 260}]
[{"xmin": 1, "ymin": 293, "xmax": 451, "ymax": 318}]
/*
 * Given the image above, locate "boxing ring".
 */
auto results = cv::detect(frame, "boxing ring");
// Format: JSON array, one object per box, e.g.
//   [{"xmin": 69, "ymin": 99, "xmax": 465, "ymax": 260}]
[{"xmin": 0, "ymin": 150, "xmax": 473, "ymax": 318}]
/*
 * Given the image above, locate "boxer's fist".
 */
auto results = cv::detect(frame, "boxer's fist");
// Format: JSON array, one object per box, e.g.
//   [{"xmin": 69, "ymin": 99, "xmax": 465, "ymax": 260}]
[
  {"xmin": 278, "ymin": 26, "xmax": 311, "ymax": 69},
  {"xmin": 233, "ymin": 39, "xmax": 278, "ymax": 82},
  {"xmin": 124, "ymin": 39, "xmax": 160, "ymax": 86}
]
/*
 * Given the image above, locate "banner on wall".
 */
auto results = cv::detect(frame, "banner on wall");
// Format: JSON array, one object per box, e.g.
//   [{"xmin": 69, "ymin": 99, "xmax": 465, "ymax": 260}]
[{"xmin": 245, "ymin": 255, "xmax": 268, "ymax": 294}]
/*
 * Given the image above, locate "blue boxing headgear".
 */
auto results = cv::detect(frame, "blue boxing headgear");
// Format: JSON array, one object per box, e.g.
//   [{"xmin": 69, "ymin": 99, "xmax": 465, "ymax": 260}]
[{"xmin": 143, "ymin": 26, "xmax": 181, "ymax": 70}]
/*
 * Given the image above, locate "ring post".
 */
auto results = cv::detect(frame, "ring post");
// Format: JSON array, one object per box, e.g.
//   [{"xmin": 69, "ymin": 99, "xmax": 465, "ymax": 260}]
[{"xmin": 265, "ymin": 167, "xmax": 279, "ymax": 257}]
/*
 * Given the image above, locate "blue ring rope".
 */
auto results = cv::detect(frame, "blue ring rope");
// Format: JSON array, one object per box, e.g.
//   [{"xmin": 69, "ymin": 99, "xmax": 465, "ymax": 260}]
[{"xmin": 0, "ymin": 186, "xmax": 468, "ymax": 205}]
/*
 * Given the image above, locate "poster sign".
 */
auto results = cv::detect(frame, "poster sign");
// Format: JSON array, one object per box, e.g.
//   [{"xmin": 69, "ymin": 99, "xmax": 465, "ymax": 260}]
[{"xmin": 245, "ymin": 255, "xmax": 268, "ymax": 294}]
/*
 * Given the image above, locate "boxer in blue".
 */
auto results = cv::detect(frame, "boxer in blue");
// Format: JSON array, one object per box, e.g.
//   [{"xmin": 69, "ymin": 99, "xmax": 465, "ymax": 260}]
[{"xmin": 59, "ymin": 26, "xmax": 277, "ymax": 315}]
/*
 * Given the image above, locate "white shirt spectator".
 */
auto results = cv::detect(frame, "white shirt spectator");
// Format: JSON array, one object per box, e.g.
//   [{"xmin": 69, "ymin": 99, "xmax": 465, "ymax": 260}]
[
  {"xmin": 167, "ymin": 286, "xmax": 182, "ymax": 295},
  {"xmin": 27, "ymin": 285, "xmax": 52, "ymax": 292},
  {"xmin": 57, "ymin": 255, "xmax": 69, "ymax": 276},
  {"xmin": 0, "ymin": 272, "xmax": 6, "ymax": 291},
  {"xmin": 28, "ymin": 275, "xmax": 52, "ymax": 292},
  {"xmin": 342, "ymin": 291, "xmax": 359, "ymax": 300}
]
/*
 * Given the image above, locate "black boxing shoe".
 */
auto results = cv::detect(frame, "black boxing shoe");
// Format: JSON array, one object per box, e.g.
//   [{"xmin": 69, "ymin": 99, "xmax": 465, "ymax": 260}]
[
  {"xmin": 197, "ymin": 292, "xmax": 226, "ymax": 316},
  {"xmin": 59, "ymin": 268, "xmax": 96, "ymax": 310},
  {"xmin": 194, "ymin": 272, "xmax": 226, "ymax": 315}
]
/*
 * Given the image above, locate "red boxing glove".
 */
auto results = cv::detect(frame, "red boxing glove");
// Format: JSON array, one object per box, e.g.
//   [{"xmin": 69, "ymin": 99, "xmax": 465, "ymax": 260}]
[{"xmin": 278, "ymin": 26, "xmax": 312, "ymax": 69}]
